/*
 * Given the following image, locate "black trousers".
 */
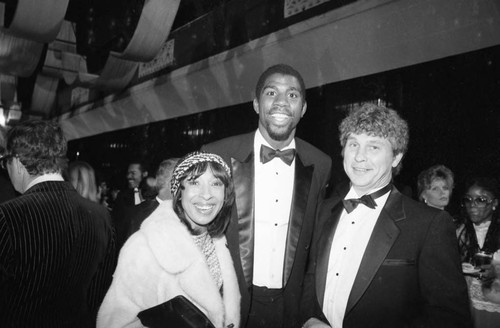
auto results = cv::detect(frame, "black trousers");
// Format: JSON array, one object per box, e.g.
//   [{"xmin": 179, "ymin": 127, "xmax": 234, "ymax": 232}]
[{"xmin": 246, "ymin": 285, "xmax": 284, "ymax": 328}]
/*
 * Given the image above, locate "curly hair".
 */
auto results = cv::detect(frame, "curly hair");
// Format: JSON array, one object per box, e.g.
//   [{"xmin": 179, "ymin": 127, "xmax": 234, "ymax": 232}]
[
  {"xmin": 339, "ymin": 103, "xmax": 409, "ymax": 174},
  {"xmin": 255, "ymin": 64, "xmax": 306, "ymax": 101},
  {"xmin": 417, "ymin": 164, "xmax": 454, "ymax": 201},
  {"xmin": 6, "ymin": 120, "xmax": 67, "ymax": 175},
  {"xmin": 171, "ymin": 156, "xmax": 234, "ymax": 238}
]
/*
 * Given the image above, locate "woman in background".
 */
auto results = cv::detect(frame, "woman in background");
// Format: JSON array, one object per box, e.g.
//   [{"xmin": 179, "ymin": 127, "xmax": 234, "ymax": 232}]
[
  {"xmin": 68, "ymin": 160, "xmax": 99, "ymax": 202},
  {"xmin": 417, "ymin": 164, "xmax": 454, "ymax": 210},
  {"xmin": 456, "ymin": 176, "xmax": 500, "ymax": 264},
  {"xmin": 97, "ymin": 151, "xmax": 240, "ymax": 328}
]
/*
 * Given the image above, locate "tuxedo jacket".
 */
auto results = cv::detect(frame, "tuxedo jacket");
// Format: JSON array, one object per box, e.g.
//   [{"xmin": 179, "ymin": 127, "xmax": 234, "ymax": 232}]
[
  {"xmin": 203, "ymin": 131, "xmax": 331, "ymax": 328},
  {"xmin": 126, "ymin": 198, "xmax": 160, "ymax": 238},
  {"xmin": 0, "ymin": 181, "xmax": 116, "ymax": 328},
  {"xmin": 112, "ymin": 188, "xmax": 136, "ymax": 251},
  {"xmin": 302, "ymin": 186, "xmax": 472, "ymax": 328}
]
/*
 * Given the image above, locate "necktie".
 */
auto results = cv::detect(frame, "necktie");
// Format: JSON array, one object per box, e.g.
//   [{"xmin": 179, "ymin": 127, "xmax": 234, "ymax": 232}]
[
  {"xmin": 260, "ymin": 144, "xmax": 296, "ymax": 166},
  {"xmin": 134, "ymin": 187, "xmax": 142, "ymax": 205},
  {"xmin": 342, "ymin": 184, "xmax": 393, "ymax": 214}
]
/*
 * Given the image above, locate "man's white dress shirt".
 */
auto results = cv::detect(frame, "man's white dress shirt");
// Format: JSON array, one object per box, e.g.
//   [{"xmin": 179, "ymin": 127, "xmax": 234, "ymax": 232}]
[
  {"xmin": 323, "ymin": 186, "xmax": 390, "ymax": 327},
  {"xmin": 252, "ymin": 130, "xmax": 295, "ymax": 288}
]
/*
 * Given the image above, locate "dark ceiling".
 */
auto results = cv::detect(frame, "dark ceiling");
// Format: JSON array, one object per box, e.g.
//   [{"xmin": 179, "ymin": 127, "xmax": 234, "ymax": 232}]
[{"xmin": 0, "ymin": 0, "xmax": 225, "ymax": 122}]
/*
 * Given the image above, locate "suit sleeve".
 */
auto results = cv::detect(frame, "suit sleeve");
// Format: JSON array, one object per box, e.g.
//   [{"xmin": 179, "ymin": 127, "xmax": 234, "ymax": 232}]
[
  {"xmin": 87, "ymin": 214, "xmax": 117, "ymax": 320},
  {"xmin": 413, "ymin": 211, "xmax": 472, "ymax": 328},
  {"xmin": 300, "ymin": 196, "xmax": 332, "ymax": 326},
  {"xmin": 0, "ymin": 211, "xmax": 13, "ymax": 292}
]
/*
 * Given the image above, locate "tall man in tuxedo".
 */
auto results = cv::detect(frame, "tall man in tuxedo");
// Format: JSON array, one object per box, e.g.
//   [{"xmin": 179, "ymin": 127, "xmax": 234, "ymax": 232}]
[
  {"xmin": 301, "ymin": 103, "xmax": 472, "ymax": 328},
  {"xmin": 0, "ymin": 120, "xmax": 115, "ymax": 327},
  {"xmin": 203, "ymin": 64, "xmax": 331, "ymax": 328}
]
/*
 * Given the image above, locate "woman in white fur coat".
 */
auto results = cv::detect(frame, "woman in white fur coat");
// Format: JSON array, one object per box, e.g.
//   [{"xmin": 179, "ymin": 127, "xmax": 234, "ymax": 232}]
[{"xmin": 97, "ymin": 152, "xmax": 240, "ymax": 328}]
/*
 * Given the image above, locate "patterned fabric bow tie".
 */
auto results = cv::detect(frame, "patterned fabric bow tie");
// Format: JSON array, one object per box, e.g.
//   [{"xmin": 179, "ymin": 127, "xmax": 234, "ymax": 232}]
[
  {"xmin": 342, "ymin": 184, "xmax": 393, "ymax": 213},
  {"xmin": 260, "ymin": 145, "xmax": 296, "ymax": 166}
]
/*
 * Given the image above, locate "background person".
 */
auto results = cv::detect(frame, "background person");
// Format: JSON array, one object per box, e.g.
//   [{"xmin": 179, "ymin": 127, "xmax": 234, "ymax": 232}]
[
  {"xmin": 68, "ymin": 160, "xmax": 99, "ymax": 203},
  {"xmin": 301, "ymin": 103, "xmax": 471, "ymax": 328},
  {"xmin": 97, "ymin": 152, "xmax": 240, "ymax": 328},
  {"xmin": 0, "ymin": 120, "xmax": 115, "ymax": 327},
  {"xmin": 203, "ymin": 64, "xmax": 331, "ymax": 328},
  {"xmin": 456, "ymin": 176, "xmax": 500, "ymax": 264},
  {"xmin": 112, "ymin": 160, "xmax": 149, "ymax": 251},
  {"xmin": 126, "ymin": 157, "xmax": 179, "ymax": 238},
  {"xmin": 417, "ymin": 164, "xmax": 454, "ymax": 210}
]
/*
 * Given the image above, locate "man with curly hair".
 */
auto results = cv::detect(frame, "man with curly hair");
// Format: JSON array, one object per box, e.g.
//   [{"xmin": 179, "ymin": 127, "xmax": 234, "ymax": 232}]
[
  {"xmin": 301, "ymin": 103, "xmax": 471, "ymax": 328},
  {"xmin": 0, "ymin": 120, "xmax": 115, "ymax": 327}
]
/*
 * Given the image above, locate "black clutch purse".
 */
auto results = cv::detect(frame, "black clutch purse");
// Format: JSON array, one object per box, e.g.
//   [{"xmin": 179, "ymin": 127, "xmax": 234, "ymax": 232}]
[{"xmin": 137, "ymin": 295, "xmax": 215, "ymax": 328}]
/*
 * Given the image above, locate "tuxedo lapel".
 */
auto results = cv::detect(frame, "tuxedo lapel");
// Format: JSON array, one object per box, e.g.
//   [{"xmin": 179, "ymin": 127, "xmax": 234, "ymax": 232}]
[
  {"xmin": 283, "ymin": 156, "xmax": 313, "ymax": 285},
  {"xmin": 316, "ymin": 201, "xmax": 344, "ymax": 304},
  {"xmin": 345, "ymin": 188, "xmax": 404, "ymax": 314},
  {"xmin": 231, "ymin": 151, "xmax": 255, "ymax": 287}
]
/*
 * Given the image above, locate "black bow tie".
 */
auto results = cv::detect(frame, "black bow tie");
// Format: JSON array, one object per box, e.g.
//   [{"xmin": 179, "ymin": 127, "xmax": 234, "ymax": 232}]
[
  {"xmin": 342, "ymin": 184, "xmax": 393, "ymax": 214},
  {"xmin": 260, "ymin": 145, "xmax": 296, "ymax": 166}
]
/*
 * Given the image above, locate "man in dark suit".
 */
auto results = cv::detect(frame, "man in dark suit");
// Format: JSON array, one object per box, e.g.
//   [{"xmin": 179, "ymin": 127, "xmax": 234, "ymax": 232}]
[
  {"xmin": 0, "ymin": 120, "xmax": 115, "ymax": 328},
  {"xmin": 126, "ymin": 157, "xmax": 179, "ymax": 238},
  {"xmin": 301, "ymin": 103, "xmax": 472, "ymax": 328},
  {"xmin": 203, "ymin": 64, "xmax": 331, "ymax": 328},
  {"xmin": 112, "ymin": 160, "xmax": 148, "ymax": 250}
]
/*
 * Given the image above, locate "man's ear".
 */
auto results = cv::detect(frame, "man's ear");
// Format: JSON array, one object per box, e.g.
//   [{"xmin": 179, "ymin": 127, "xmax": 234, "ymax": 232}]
[
  {"xmin": 301, "ymin": 101, "xmax": 307, "ymax": 118},
  {"xmin": 392, "ymin": 153, "xmax": 404, "ymax": 168},
  {"xmin": 142, "ymin": 171, "xmax": 148, "ymax": 178},
  {"xmin": 14, "ymin": 157, "xmax": 24, "ymax": 174},
  {"xmin": 253, "ymin": 98, "xmax": 259, "ymax": 114}
]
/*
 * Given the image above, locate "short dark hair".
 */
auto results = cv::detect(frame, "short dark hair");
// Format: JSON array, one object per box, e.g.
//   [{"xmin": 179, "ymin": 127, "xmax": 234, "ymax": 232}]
[
  {"xmin": 172, "ymin": 161, "xmax": 234, "ymax": 238},
  {"xmin": 464, "ymin": 176, "xmax": 499, "ymax": 200},
  {"xmin": 339, "ymin": 103, "xmax": 409, "ymax": 174},
  {"xmin": 128, "ymin": 160, "xmax": 148, "ymax": 174},
  {"xmin": 417, "ymin": 165, "xmax": 454, "ymax": 200},
  {"xmin": 7, "ymin": 120, "xmax": 67, "ymax": 175},
  {"xmin": 255, "ymin": 64, "xmax": 306, "ymax": 101}
]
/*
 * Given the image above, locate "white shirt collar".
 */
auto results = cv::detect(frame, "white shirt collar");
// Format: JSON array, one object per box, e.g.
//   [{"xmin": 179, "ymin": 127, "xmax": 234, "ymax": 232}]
[
  {"xmin": 25, "ymin": 173, "xmax": 65, "ymax": 192},
  {"xmin": 254, "ymin": 129, "xmax": 296, "ymax": 152}
]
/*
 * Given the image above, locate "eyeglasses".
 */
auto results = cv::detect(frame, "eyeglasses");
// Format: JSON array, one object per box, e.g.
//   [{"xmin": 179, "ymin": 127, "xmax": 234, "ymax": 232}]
[
  {"xmin": 462, "ymin": 196, "xmax": 494, "ymax": 207},
  {"xmin": 0, "ymin": 154, "xmax": 15, "ymax": 170}
]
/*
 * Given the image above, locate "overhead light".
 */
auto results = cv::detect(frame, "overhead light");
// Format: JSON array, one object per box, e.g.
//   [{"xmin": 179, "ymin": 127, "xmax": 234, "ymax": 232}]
[{"xmin": 7, "ymin": 91, "xmax": 22, "ymax": 123}]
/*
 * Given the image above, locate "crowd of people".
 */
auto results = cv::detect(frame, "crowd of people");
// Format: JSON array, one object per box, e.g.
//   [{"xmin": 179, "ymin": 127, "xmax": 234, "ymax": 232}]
[{"xmin": 0, "ymin": 64, "xmax": 499, "ymax": 328}]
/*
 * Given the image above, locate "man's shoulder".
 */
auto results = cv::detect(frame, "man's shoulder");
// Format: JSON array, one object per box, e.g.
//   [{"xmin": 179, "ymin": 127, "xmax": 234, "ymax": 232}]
[
  {"xmin": 203, "ymin": 132, "xmax": 253, "ymax": 150},
  {"xmin": 389, "ymin": 190, "xmax": 453, "ymax": 224},
  {"xmin": 295, "ymin": 137, "xmax": 331, "ymax": 171},
  {"xmin": 202, "ymin": 132, "xmax": 254, "ymax": 161}
]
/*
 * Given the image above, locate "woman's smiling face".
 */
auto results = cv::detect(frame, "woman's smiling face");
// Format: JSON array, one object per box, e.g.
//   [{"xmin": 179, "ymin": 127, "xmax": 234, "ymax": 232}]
[{"xmin": 181, "ymin": 168, "xmax": 225, "ymax": 233}]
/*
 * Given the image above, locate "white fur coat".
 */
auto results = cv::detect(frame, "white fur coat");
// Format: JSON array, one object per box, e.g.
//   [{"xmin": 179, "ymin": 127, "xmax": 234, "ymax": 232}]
[{"xmin": 97, "ymin": 200, "xmax": 240, "ymax": 328}]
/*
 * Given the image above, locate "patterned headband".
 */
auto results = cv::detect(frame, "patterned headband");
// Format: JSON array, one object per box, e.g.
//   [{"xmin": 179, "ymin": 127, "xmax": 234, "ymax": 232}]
[{"xmin": 170, "ymin": 151, "xmax": 231, "ymax": 196}]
